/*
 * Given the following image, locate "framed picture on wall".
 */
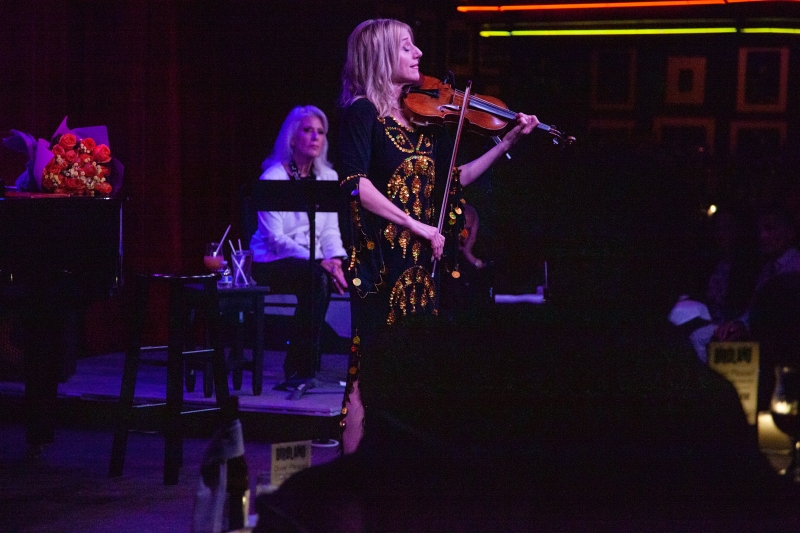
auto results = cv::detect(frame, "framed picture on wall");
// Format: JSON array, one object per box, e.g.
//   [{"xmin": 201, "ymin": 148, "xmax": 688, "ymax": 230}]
[
  {"xmin": 729, "ymin": 120, "xmax": 787, "ymax": 157},
  {"xmin": 736, "ymin": 47, "xmax": 788, "ymax": 113},
  {"xmin": 665, "ymin": 57, "xmax": 706, "ymax": 105},
  {"xmin": 446, "ymin": 20, "xmax": 474, "ymax": 77},
  {"xmin": 587, "ymin": 119, "xmax": 637, "ymax": 147},
  {"xmin": 653, "ymin": 116, "xmax": 716, "ymax": 155},
  {"xmin": 591, "ymin": 48, "xmax": 637, "ymax": 110}
]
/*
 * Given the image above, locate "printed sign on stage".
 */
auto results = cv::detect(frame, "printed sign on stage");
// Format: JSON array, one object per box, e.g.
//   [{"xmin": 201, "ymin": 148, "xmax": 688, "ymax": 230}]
[
  {"xmin": 708, "ymin": 341, "xmax": 760, "ymax": 425},
  {"xmin": 270, "ymin": 440, "xmax": 312, "ymax": 487}
]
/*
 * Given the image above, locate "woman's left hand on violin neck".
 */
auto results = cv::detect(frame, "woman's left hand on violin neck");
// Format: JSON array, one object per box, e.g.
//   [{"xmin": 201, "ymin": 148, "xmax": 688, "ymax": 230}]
[{"xmin": 499, "ymin": 112, "xmax": 539, "ymax": 149}]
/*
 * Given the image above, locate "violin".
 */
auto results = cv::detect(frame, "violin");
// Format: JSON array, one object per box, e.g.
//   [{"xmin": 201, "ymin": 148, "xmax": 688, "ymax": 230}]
[{"xmin": 404, "ymin": 74, "xmax": 575, "ymax": 146}]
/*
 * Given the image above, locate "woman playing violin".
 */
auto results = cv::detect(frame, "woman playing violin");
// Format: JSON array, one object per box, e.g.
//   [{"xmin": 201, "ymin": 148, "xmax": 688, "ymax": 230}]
[{"xmin": 338, "ymin": 18, "xmax": 538, "ymax": 453}]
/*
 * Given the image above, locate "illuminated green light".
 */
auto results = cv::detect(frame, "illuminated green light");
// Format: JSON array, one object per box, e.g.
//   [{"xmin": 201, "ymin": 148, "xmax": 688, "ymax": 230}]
[
  {"xmin": 459, "ymin": 0, "xmax": 800, "ymax": 12},
  {"xmin": 498, "ymin": 27, "xmax": 737, "ymax": 35},
  {"xmin": 741, "ymin": 27, "xmax": 800, "ymax": 33}
]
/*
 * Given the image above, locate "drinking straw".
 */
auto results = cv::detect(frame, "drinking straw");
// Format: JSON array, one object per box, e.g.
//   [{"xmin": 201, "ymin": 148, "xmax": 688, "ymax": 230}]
[
  {"xmin": 238, "ymin": 238, "xmax": 243, "ymax": 252},
  {"xmin": 229, "ymin": 240, "xmax": 237, "ymax": 255},
  {"xmin": 214, "ymin": 225, "xmax": 231, "ymax": 255}
]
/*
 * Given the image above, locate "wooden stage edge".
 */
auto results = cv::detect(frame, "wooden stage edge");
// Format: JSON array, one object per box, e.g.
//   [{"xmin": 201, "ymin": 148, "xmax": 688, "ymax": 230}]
[{"xmin": 0, "ymin": 350, "xmax": 349, "ymax": 418}]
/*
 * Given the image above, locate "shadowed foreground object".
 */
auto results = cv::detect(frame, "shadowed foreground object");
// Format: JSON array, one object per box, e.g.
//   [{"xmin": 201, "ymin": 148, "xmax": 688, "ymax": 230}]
[{"xmin": 253, "ymin": 310, "xmax": 800, "ymax": 532}]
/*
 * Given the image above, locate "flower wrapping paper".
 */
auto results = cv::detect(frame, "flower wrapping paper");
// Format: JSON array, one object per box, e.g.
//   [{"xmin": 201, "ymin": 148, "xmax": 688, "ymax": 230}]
[{"xmin": 2, "ymin": 116, "xmax": 124, "ymax": 196}]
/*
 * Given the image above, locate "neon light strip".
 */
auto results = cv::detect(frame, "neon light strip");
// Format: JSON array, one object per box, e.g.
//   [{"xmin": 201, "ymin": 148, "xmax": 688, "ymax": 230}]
[
  {"xmin": 741, "ymin": 27, "xmax": 800, "ymax": 33},
  {"xmin": 481, "ymin": 27, "xmax": 736, "ymax": 35},
  {"xmin": 458, "ymin": 0, "xmax": 796, "ymax": 12},
  {"xmin": 480, "ymin": 26, "xmax": 800, "ymax": 35}
]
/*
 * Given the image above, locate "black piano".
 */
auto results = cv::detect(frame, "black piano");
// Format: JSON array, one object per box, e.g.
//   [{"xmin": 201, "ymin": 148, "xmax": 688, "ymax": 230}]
[
  {"xmin": 0, "ymin": 190, "xmax": 123, "ymax": 451},
  {"xmin": 0, "ymin": 192, "xmax": 123, "ymax": 295}
]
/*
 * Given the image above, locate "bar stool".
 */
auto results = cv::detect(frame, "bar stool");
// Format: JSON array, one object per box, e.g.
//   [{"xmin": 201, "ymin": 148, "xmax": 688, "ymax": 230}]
[
  {"xmin": 109, "ymin": 272, "xmax": 230, "ymax": 485},
  {"xmin": 186, "ymin": 284, "xmax": 271, "ymax": 396}
]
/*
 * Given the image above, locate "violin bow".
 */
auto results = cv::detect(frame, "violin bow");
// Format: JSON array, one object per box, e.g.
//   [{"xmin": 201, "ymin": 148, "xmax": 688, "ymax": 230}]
[{"xmin": 431, "ymin": 81, "xmax": 472, "ymax": 280}]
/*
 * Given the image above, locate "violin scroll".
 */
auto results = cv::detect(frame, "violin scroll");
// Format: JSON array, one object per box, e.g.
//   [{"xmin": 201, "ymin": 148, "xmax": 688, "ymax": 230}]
[{"xmin": 537, "ymin": 123, "xmax": 576, "ymax": 146}]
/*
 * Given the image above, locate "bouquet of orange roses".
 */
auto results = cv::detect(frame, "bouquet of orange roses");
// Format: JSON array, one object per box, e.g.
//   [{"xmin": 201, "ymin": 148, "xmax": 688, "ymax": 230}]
[
  {"xmin": 41, "ymin": 133, "xmax": 113, "ymax": 196},
  {"xmin": 2, "ymin": 116, "xmax": 123, "ymax": 197}
]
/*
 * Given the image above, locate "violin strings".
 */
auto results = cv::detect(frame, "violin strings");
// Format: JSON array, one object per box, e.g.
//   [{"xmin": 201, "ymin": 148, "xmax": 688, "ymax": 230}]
[{"xmin": 454, "ymin": 89, "xmax": 516, "ymax": 119}]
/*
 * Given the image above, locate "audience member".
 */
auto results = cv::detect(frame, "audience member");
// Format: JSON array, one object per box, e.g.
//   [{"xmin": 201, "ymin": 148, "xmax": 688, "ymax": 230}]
[
  {"xmin": 674, "ymin": 207, "xmax": 759, "ymax": 360},
  {"xmin": 713, "ymin": 204, "xmax": 800, "ymax": 341},
  {"xmin": 701, "ymin": 207, "xmax": 760, "ymax": 323}
]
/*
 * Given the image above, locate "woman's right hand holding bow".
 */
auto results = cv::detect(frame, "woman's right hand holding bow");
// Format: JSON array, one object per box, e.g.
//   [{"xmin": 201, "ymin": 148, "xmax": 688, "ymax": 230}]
[{"xmin": 406, "ymin": 215, "xmax": 445, "ymax": 260}]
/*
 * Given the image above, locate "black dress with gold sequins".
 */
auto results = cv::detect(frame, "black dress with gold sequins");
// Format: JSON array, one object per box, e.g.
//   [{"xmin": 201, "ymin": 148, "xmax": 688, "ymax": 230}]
[{"xmin": 339, "ymin": 98, "xmax": 462, "ymax": 345}]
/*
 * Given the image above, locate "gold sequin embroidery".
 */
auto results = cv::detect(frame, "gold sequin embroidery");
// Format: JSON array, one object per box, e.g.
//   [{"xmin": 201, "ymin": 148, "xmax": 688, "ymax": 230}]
[
  {"xmin": 412, "ymin": 196, "xmax": 422, "ymax": 217},
  {"xmin": 411, "ymin": 176, "xmax": 421, "ymax": 195},
  {"xmin": 383, "ymin": 223, "xmax": 397, "ymax": 247},
  {"xmin": 398, "ymin": 229, "xmax": 410, "ymax": 258},
  {"xmin": 387, "ymin": 266, "xmax": 437, "ymax": 325},
  {"xmin": 387, "ymin": 175, "xmax": 410, "ymax": 204},
  {"xmin": 384, "ymin": 127, "xmax": 416, "ymax": 153},
  {"xmin": 340, "ymin": 173, "xmax": 365, "ymax": 187},
  {"xmin": 387, "ymin": 155, "xmax": 434, "ymax": 217},
  {"xmin": 415, "ymin": 134, "xmax": 433, "ymax": 155},
  {"xmin": 412, "ymin": 242, "xmax": 421, "ymax": 264}
]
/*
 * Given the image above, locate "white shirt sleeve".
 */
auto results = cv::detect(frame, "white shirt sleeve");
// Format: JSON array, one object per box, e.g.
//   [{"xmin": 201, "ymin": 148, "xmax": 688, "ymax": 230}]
[{"xmin": 316, "ymin": 166, "xmax": 346, "ymax": 259}]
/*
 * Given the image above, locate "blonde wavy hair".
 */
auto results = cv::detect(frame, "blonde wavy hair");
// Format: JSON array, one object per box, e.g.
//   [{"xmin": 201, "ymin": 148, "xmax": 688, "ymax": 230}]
[{"xmin": 340, "ymin": 18, "xmax": 414, "ymax": 117}]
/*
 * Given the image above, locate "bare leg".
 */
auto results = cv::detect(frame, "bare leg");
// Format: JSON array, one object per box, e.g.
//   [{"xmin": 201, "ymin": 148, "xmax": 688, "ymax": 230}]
[{"xmin": 342, "ymin": 379, "xmax": 364, "ymax": 454}]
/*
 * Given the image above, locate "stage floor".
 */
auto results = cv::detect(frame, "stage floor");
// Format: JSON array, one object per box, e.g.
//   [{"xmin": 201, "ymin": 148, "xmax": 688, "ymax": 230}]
[
  {"xmin": 0, "ymin": 348, "xmax": 349, "ymax": 417},
  {"xmin": 0, "ymin": 343, "xmax": 794, "ymax": 473}
]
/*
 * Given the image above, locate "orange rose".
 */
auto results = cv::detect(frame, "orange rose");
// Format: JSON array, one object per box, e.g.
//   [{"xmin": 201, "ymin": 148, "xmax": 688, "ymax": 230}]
[
  {"xmin": 81, "ymin": 164, "xmax": 97, "ymax": 177},
  {"xmin": 58, "ymin": 133, "xmax": 77, "ymax": 149},
  {"xmin": 46, "ymin": 162, "xmax": 63, "ymax": 175},
  {"xmin": 64, "ymin": 177, "xmax": 85, "ymax": 191},
  {"xmin": 52, "ymin": 144, "xmax": 66, "ymax": 157},
  {"xmin": 95, "ymin": 182, "xmax": 113, "ymax": 196},
  {"xmin": 81, "ymin": 137, "xmax": 96, "ymax": 151},
  {"xmin": 65, "ymin": 150, "xmax": 78, "ymax": 164},
  {"xmin": 91, "ymin": 144, "xmax": 111, "ymax": 163}
]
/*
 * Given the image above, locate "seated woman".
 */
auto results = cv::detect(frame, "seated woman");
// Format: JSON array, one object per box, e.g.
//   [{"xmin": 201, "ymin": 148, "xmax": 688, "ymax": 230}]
[
  {"xmin": 249, "ymin": 105, "xmax": 347, "ymax": 385},
  {"xmin": 678, "ymin": 207, "xmax": 759, "ymax": 361}
]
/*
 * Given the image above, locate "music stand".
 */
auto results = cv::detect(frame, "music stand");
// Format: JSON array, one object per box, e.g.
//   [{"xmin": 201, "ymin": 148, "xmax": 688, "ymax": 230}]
[{"xmin": 250, "ymin": 179, "xmax": 344, "ymax": 399}]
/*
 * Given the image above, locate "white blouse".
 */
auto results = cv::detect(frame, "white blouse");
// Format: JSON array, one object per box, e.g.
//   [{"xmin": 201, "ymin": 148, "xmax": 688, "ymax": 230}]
[{"xmin": 249, "ymin": 162, "xmax": 346, "ymax": 263}]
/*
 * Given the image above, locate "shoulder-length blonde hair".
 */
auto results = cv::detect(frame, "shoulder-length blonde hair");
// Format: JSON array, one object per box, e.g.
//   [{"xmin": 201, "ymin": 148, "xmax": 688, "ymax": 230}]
[
  {"xmin": 262, "ymin": 105, "xmax": 333, "ymax": 176},
  {"xmin": 340, "ymin": 18, "xmax": 413, "ymax": 117}
]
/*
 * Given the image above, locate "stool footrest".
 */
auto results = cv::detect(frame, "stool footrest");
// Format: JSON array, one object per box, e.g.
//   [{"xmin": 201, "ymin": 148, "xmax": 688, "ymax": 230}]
[
  {"xmin": 182, "ymin": 348, "xmax": 215, "ymax": 356},
  {"xmin": 110, "ymin": 272, "xmax": 230, "ymax": 485}
]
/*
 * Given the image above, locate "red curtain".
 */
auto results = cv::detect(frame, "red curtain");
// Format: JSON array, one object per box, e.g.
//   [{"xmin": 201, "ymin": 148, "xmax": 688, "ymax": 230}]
[{"xmin": 0, "ymin": 0, "xmax": 367, "ymax": 352}]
